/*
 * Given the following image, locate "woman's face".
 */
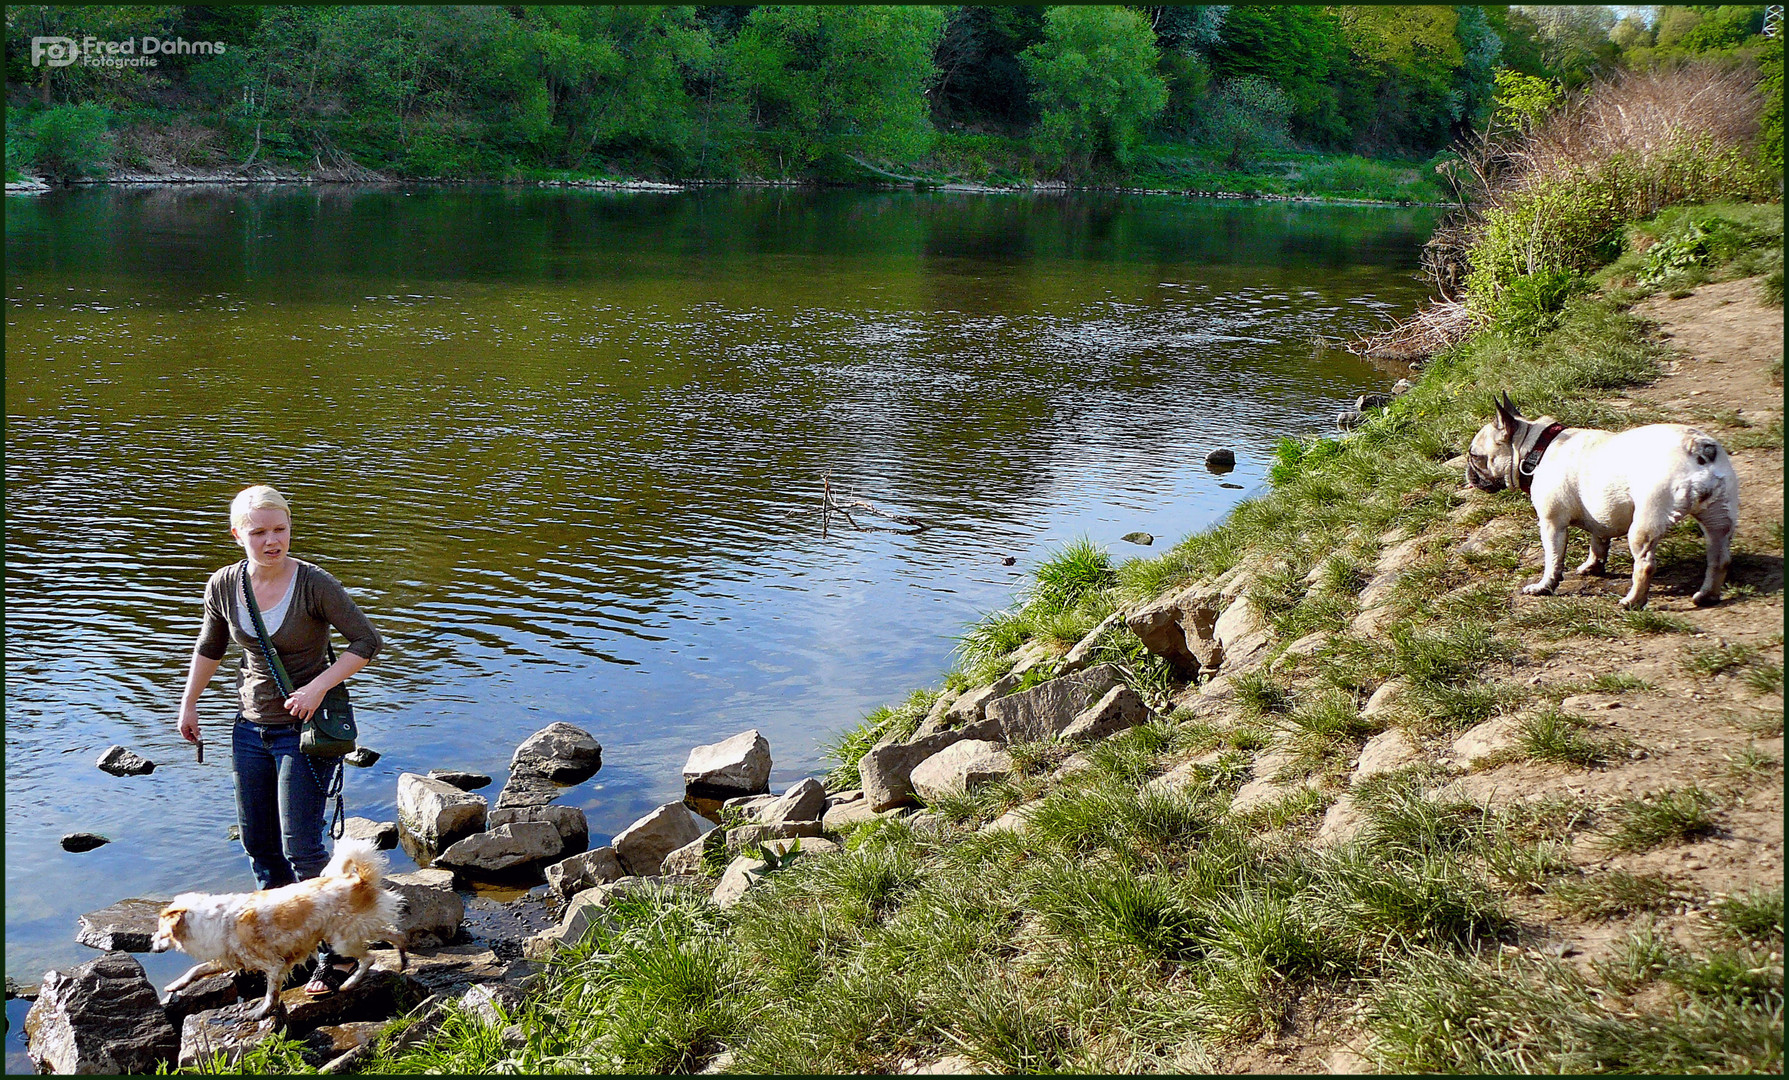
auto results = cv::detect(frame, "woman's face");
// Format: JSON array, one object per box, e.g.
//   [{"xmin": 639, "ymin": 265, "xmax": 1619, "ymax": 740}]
[{"xmin": 232, "ymin": 506, "xmax": 292, "ymax": 569}]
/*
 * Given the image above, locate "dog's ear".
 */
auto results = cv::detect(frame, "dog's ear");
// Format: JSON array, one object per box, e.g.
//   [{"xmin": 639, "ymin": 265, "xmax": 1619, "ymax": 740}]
[{"xmin": 1495, "ymin": 392, "xmax": 1519, "ymax": 436}]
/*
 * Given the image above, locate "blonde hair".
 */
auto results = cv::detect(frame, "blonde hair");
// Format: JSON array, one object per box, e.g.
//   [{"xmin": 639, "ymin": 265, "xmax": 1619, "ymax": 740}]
[{"xmin": 230, "ymin": 485, "xmax": 291, "ymax": 532}]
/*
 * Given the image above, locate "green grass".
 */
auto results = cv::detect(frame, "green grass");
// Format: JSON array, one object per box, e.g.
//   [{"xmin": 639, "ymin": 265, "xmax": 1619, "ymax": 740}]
[
  {"xmin": 820, "ymin": 687, "xmax": 938, "ymax": 789},
  {"xmin": 1549, "ymin": 870, "xmax": 1679, "ymax": 919},
  {"xmin": 1683, "ymin": 641, "xmax": 1760, "ymax": 677},
  {"xmin": 1514, "ymin": 707, "xmax": 1614, "ymax": 768},
  {"xmin": 1599, "ymin": 787, "xmax": 1719, "ymax": 853}
]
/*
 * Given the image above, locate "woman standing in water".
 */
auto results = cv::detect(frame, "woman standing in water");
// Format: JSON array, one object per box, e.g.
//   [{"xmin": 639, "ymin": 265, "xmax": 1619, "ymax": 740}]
[{"xmin": 176, "ymin": 484, "xmax": 383, "ymax": 994}]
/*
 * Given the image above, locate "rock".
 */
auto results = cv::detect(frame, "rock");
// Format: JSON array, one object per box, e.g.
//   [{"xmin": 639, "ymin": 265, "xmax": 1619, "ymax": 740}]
[
  {"xmin": 760, "ymin": 836, "xmax": 839, "ymax": 859},
  {"xmin": 523, "ymin": 879, "xmax": 656, "ymax": 959},
  {"xmin": 162, "ymin": 972, "xmax": 239, "ymax": 1032},
  {"xmin": 1060, "ymin": 685, "xmax": 1152, "ymax": 743},
  {"xmin": 910, "ymin": 741, "xmax": 1012, "ymax": 803},
  {"xmin": 6, "ymin": 977, "xmax": 39, "ymax": 1001},
  {"xmin": 984, "ymin": 663, "xmax": 1124, "ymax": 743},
  {"xmin": 543, "ymin": 846, "xmax": 626, "ymax": 898},
  {"xmin": 1391, "ymin": 378, "xmax": 1413, "ymax": 396},
  {"xmin": 309, "ymin": 1020, "xmax": 386, "ymax": 1074},
  {"xmin": 365, "ymin": 944, "xmax": 507, "ymax": 997},
  {"xmin": 1122, "ymin": 532, "xmax": 1154, "ymax": 546},
  {"xmin": 612, "ymin": 802, "xmax": 704, "ymax": 877},
  {"xmin": 1460, "ymin": 517, "xmax": 1525, "ymax": 557},
  {"xmin": 1356, "ymin": 537, "xmax": 1424, "ymax": 612},
  {"xmin": 458, "ymin": 982, "xmax": 525, "ymax": 1028},
  {"xmin": 1361, "ymin": 680, "xmax": 1407, "ymax": 721},
  {"xmin": 96, "ymin": 746, "xmax": 155, "ymax": 777},
  {"xmin": 384, "ymin": 868, "xmax": 465, "ymax": 948},
  {"xmin": 1452, "ymin": 716, "xmax": 1522, "ymax": 766},
  {"xmin": 176, "ymin": 1001, "xmax": 282, "ymax": 1070},
  {"xmin": 435, "ymin": 821, "xmax": 563, "ymax": 875},
  {"xmin": 397, "ymin": 773, "xmax": 488, "ymax": 848},
  {"xmin": 25, "ymin": 952, "xmax": 179, "ymax": 1074},
  {"xmin": 488, "ymin": 805, "xmax": 589, "ymax": 854},
  {"xmin": 760, "ymin": 777, "xmax": 827, "ymax": 825},
  {"xmin": 495, "ymin": 773, "xmax": 563, "ymax": 809},
  {"xmin": 659, "ymin": 834, "xmax": 717, "ymax": 878},
  {"xmin": 1213, "ymin": 596, "xmax": 1274, "ymax": 672},
  {"xmin": 711, "ymin": 856, "xmax": 770, "ymax": 908},
  {"xmin": 1125, "ymin": 591, "xmax": 1206, "ymax": 679},
  {"xmin": 61, "ymin": 832, "xmax": 109, "ymax": 853},
  {"xmin": 343, "ymin": 817, "xmax": 399, "ymax": 850},
  {"xmin": 726, "ymin": 820, "xmax": 824, "ymax": 852},
  {"xmin": 909, "ymin": 1054, "xmax": 981, "ymax": 1074},
  {"xmin": 982, "ymin": 801, "xmax": 1042, "ymax": 834},
  {"xmin": 1061, "ymin": 612, "xmax": 1124, "ymax": 674},
  {"xmin": 510, "ymin": 723, "xmax": 603, "ymax": 785},
  {"xmin": 1205, "ymin": 448, "xmax": 1236, "ymax": 471},
  {"xmin": 858, "ymin": 716, "xmax": 1003, "ymax": 812},
  {"xmin": 1354, "ymin": 727, "xmax": 1423, "ymax": 783},
  {"xmin": 75, "ymin": 897, "xmax": 165, "ymax": 952},
  {"xmin": 682, "ymin": 730, "xmax": 772, "ymax": 796},
  {"xmin": 279, "ymin": 967, "xmax": 423, "ymax": 1029},
  {"xmin": 342, "ymin": 747, "xmax": 381, "ymax": 768},
  {"xmin": 1050, "ymin": 752, "xmax": 1095, "ymax": 781},
  {"xmin": 719, "ymin": 792, "xmax": 781, "ymax": 819},
  {"xmin": 822, "ymin": 789, "xmax": 878, "ymax": 831},
  {"xmin": 943, "ymin": 674, "xmax": 1020, "ymax": 726},
  {"xmin": 1315, "ymin": 795, "xmax": 1367, "ymax": 847},
  {"xmin": 1007, "ymin": 639, "xmax": 1054, "ymax": 677},
  {"xmin": 1355, "ymin": 392, "xmax": 1395, "ymax": 411},
  {"xmin": 428, "ymin": 770, "xmax": 493, "ymax": 791},
  {"xmin": 1280, "ymin": 632, "xmax": 1329, "ymax": 661},
  {"xmin": 909, "ymin": 689, "xmax": 964, "ymax": 740}
]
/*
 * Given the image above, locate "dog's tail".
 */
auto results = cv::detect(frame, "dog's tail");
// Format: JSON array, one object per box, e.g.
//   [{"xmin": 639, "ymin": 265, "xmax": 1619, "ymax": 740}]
[{"xmin": 324, "ymin": 836, "xmax": 388, "ymax": 886}]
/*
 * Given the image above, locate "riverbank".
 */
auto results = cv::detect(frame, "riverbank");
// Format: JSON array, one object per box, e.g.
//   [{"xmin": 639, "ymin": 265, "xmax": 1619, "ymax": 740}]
[{"xmin": 164, "ymin": 203, "xmax": 1780, "ymax": 1073}]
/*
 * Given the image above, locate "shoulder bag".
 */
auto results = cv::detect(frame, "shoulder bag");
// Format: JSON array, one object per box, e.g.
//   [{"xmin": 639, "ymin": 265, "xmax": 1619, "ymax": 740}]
[{"xmin": 239, "ymin": 561, "xmax": 358, "ymax": 758}]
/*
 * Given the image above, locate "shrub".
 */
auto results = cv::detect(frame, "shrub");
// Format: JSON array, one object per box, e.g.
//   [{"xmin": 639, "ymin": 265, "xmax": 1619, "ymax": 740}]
[{"xmin": 21, "ymin": 103, "xmax": 115, "ymax": 179}]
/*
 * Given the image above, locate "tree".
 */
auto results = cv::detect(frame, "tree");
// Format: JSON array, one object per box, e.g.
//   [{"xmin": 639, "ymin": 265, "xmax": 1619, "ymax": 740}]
[
  {"xmin": 1333, "ymin": 5, "xmax": 1467, "ymax": 150},
  {"xmin": 929, "ymin": 6, "xmax": 1045, "ymax": 130},
  {"xmin": 1020, "ymin": 5, "xmax": 1166, "ymax": 173},
  {"xmin": 727, "ymin": 5, "xmax": 944, "ymax": 170},
  {"xmin": 1206, "ymin": 5, "xmax": 1346, "ymax": 144}
]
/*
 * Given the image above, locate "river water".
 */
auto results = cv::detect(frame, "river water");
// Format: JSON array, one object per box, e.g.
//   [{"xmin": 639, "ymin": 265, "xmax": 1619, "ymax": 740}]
[{"xmin": 4, "ymin": 185, "xmax": 1439, "ymax": 1056}]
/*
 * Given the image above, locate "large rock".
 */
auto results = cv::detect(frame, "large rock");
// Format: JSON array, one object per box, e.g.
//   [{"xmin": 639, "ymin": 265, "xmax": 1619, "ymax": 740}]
[
  {"xmin": 660, "ymin": 834, "xmax": 718, "ymax": 878},
  {"xmin": 494, "ymin": 774, "xmax": 563, "ymax": 810},
  {"xmin": 343, "ymin": 817, "xmax": 400, "ymax": 850},
  {"xmin": 983, "ymin": 663, "xmax": 1124, "ymax": 743},
  {"xmin": 161, "ymin": 972, "xmax": 239, "ymax": 1032},
  {"xmin": 943, "ymin": 674, "xmax": 1020, "ymax": 726},
  {"xmin": 1315, "ymin": 795, "xmax": 1368, "ymax": 847},
  {"xmin": 25, "ymin": 951, "xmax": 179, "ymax": 1074},
  {"xmin": 543, "ymin": 846, "xmax": 626, "ymax": 898},
  {"xmin": 910, "ymin": 741, "xmax": 1013, "ymax": 803},
  {"xmin": 711, "ymin": 856, "xmax": 770, "ymax": 908},
  {"xmin": 510, "ymin": 723, "xmax": 603, "ymax": 785},
  {"xmin": 176, "ymin": 1001, "xmax": 282, "ymax": 1071},
  {"xmin": 760, "ymin": 777, "xmax": 827, "ymax": 825},
  {"xmin": 1353, "ymin": 727, "xmax": 1424, "ymax": 783},
  {"xmin": 909, "ymin": 688, "xmax": 964, "ymax": 740},
  {"xmin": 1061, "ymin": 613, "xmax": 1124, "ymax": 673},
  {"xmin": 1451, "ymin": 716, "xmax": 1522, "ymax": 767},
  {"xmin": 277, "ymin": 967, "xmax": 423, "ymax": 1029},
  {"xmin": 488, "ymin": 805, "xmax": 589, "ymax": 855},
  {"xmin": 821, "ymin": 789, "xmax": 877, "ymax": 831},
  {"xmin": 1124, "ymin": 589, "xmax": 1213, "ymax": 679},
  {"xmin": 96, "ymin": 745, "xmax": 155, "ymax": 777},
  {"xmin": 523, "ymin": 879, "xmax": 667, "ymax": 959},
  {"xmin": 612, "ymin": 802, "xmax": 704, "ymax": 877},
  {"xmin": 725, "ymin": 820, "xmax": 824, "ymax": 853},
  {"xmin": 428, "ymin": 770, "xmax": 493, "ymax": 791},
  {"xmin": 719, "ymin": 793, "xmax": 780, "ymax": 820},
  {"xmin": 385, "ymin": 868, "xmax": 464, "ymax": 948},
  {"xmin": 1059, "ymin": 685, "xmax": 1151, "ymax": 743},
  {"xmin": 75, "ymin": 897, "xmax": 165, "ymax": 952},
  {"xmin": 859, "ymin": 716, "xmax": 1003, "ymax": 812},
  {"xmin": 397, "ymin": 773, "xmax": 488, "ymax": 848},
  {"xmin": 682, "ymin": 730, "xmax": 772, "ymax": 796},
  {"xmin": 434, "ymin": 822, "xmax": 563, "ymax": 875},
  {"xmin": 1213, "ymin": 596, "xmax": 1274, "ymax": 672}
]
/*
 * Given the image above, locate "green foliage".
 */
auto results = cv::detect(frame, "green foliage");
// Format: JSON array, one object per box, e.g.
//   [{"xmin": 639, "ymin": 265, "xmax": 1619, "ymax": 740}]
[
  {"xmin": 1269, "ymin": 434, "xmax": 1345, "ymax": 486},
  {"xmin": 1600, "ymin": 787, "xmax": 1719, "ymax": 853},
  {"xmin": 1490, "ymin": 69, "xmax": 1561, "ymax": 134},
  {"xmin": 18, "ymin": 103, "xmax": 114, "ymax": 179},
  {"xmin": 1020, "ymin": 5, "xmax": 1167, "ymax": 174},
  {"xmin": 1492, "ymin": 270, "xmax": 1583, "ymax": 344},
  {"xmin": 1196, "ymin": 77, "xmax": 1292, "ymax": 170},
  {"xmin": 821, "ymin": 688, "xmax": 936, "ymax": 789}
]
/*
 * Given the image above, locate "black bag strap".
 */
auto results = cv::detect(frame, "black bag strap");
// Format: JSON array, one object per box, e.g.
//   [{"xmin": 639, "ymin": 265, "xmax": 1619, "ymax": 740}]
[{"xmin": 239, "ymin": 561, "xmax": 296, "ymax": 698}]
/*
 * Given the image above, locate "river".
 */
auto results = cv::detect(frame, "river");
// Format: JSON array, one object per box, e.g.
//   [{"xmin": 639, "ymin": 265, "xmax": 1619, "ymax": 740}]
[{"xmin": 3, "ymin": 184, "xmax": 1440, "ymax": 1063}]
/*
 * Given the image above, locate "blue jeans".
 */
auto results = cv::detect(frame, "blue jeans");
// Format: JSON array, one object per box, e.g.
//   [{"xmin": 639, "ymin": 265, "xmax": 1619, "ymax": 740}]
[{"xmin": 231, "ymin": 719, "xmax": 334, "ymax": 889}]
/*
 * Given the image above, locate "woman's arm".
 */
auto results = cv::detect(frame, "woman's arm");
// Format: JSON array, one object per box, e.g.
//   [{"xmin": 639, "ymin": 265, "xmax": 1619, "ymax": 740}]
[
  {"xmin": 178, "ymin": 648, "xmax": 223, "ymax": 744},
  {"xmin": 282, "ymin": 650, "xmax": 368, "ymax": 721}
]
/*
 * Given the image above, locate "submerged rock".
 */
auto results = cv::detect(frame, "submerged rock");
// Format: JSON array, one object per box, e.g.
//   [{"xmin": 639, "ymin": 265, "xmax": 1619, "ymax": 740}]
[
  {"xmin": 342, "ymin": 747, "xmax": 381, "ymax": 768},
  {"xmin": 1121, "ymin": 531, "xmax": 1155, "ymax": 546},
  {"xmin": 1204, "ymin": 448, "xmax": 1236, "ymax": 471}
]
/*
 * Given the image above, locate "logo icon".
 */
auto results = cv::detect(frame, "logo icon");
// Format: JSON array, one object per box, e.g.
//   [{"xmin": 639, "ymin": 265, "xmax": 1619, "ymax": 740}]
[{"xmin": 31, "ymin": 36, "xmax": 78, "ymax": 67}]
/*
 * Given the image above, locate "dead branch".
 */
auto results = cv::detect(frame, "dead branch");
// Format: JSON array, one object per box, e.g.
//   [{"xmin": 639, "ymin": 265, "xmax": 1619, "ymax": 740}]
[{"xmin": 821, "ymin": 472, "xmax": 930, "ymax": 535}]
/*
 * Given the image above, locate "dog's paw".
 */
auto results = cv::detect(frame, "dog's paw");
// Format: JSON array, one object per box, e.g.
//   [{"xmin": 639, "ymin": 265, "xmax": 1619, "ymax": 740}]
[
  {"xmin": 1691, "ymin": 590, "xmax": 1722, "ymax": 607},
  {"xmin": 1521, "ymin": 581, "xmax": 1557, "ymax": 596},
  {"xmin": 1618, "ymin": 594, "xmax": 1648, "ymax": 610},
  {"xmin": 1574, "ymin": 561, "xmax": 1605, "ymax": 577}
]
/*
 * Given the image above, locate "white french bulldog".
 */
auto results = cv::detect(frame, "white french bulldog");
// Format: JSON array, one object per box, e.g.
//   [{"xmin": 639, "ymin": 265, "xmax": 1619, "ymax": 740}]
[{"xmin": 1466, "ymin": 393, "xmax": 1739, "ymax": 609}]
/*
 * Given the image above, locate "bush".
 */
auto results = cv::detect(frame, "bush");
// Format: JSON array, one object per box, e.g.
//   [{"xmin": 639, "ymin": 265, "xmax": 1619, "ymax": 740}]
[
  {"xmin": 1493, "ymin": 270, "xmax": 1584, "ymax": 343},
  {"xmin": 21, "ymin": 103, "xmax": 115, "ymax": 179},
  {"xmin": 1195, "ymin": 77, "xmax": 1293, "ymax": 171},
  {"xmin": 1021, "ymin": 5, "xmax": 1168, "ymax": 174}
]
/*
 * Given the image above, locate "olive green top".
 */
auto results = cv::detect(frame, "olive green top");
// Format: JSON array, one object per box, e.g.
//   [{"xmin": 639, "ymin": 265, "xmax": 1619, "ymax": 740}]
[{"xmin": 195, "ymin": 559, "xmax": 382, "ymax": 723}]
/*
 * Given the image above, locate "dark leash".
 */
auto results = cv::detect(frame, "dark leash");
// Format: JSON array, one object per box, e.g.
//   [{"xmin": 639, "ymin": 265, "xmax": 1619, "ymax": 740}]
[{"xmin": 305, "ymin": 753, "xmax": 346, "ymax": 840}]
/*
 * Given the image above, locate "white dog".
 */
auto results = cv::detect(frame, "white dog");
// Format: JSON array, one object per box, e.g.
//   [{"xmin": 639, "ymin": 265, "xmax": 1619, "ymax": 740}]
[
  {"xmin": 151, "ymin": 838, "xmax": 407, "ymax": 1020},
  {"xmin": 1466, "ymin": 393, "xmax": 1738, "ymax": 609}
]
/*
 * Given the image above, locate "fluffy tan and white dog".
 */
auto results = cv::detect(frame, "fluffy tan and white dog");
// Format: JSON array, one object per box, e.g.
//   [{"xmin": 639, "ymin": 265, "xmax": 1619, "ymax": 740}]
[
  {"xmin": 150, "ymin": 837, "xmax": 407, "ymax": 1020},
  {"xmin": 1466, "ymin": 393, "xmax": 1739, "ymax": 609}
]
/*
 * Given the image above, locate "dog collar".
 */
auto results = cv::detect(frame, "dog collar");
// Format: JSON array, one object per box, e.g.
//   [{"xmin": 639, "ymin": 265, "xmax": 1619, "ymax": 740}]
[{"xmin": 1516, "ymin": 422, "xmax": 1566, "ymax": 493}]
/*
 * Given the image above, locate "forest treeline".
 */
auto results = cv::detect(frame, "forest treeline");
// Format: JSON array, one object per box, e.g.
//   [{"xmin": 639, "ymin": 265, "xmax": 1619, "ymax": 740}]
[{"xmin": 4, "ymin": 5, "xmax": 1782, "ymax": 185}]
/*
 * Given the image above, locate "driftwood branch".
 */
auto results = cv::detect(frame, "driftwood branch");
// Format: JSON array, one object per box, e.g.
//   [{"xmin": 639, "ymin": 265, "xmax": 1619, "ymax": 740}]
[{"xmin": 821, "ymin": 472, "xmax": 930, "ymax": 535}]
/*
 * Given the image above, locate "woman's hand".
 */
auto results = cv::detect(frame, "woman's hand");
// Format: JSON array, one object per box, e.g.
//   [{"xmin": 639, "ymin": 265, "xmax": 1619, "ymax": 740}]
[
  {"xmin": 178, "ymin": 705, "xmax": 201, "ymax": 744},
  {"xmin": 284, "ymin": 682, "xmax": 327, "ymax": 721}
]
